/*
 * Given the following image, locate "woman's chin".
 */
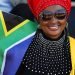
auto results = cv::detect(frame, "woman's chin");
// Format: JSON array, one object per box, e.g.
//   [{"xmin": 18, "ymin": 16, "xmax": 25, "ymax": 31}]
[{"xmin": 46, "ymin": 31, "xmax": 61, "ymax": 39}]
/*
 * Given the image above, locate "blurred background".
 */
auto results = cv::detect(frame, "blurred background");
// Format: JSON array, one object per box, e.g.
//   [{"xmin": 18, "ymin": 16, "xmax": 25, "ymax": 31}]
[{"xmin": 68, "ymin": 0, "xmax": 75, "ymax": 38}]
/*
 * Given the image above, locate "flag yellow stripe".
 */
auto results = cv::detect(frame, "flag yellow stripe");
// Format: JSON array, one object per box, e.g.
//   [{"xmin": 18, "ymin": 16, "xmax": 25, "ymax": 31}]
[{"xmin": 0, "ymin": 11, "xmax": 30, "ymax": 36}]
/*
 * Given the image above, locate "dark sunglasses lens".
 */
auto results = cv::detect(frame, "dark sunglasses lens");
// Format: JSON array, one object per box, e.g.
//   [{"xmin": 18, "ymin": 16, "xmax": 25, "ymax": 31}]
[
  {"xmin": 55, "ymin": 13, "xmax": 66, "ymax": 20},
  {"xmin": 40, "ymin": 11, "xmax": 52, "ymax": 21},
  {"xmin": 42, "ymin": 14, "xmax": 52, "ymax": 21},
  {"xmin": 40, "ymin": 10, "xmax": 66, "ymax": 21}
]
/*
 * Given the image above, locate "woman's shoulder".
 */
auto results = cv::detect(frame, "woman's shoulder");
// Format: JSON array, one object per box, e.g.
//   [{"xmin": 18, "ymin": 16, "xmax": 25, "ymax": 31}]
[
  {"xmin": 69, "ymin": 36, "xmax": 75, "ymax": 49},
  {"xmin": 69, "ymin": 36, "xmax": 75, "ymax": 75},
  {"xmin": 69, "ymin": 36, "xmax": 75, "ymax": 43}
]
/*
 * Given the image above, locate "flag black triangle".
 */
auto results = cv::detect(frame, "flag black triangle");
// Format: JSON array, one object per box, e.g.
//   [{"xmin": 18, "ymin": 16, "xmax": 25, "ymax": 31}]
[{"xmin": 2, "ymin": 12, "xmax": 25, "ymax": 31}]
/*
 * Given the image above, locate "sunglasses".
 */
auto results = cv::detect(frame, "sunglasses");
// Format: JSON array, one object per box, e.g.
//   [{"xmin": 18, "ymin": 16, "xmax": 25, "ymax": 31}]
[{"xmin": 39, "ymin": 10, "xmax": 67, "ymax": 21}]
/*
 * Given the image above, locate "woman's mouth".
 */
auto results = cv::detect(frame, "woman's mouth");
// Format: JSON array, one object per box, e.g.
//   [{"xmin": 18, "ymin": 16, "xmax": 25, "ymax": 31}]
[{"xmin": 48, "ymin": 25, "xmax": 59, "ymax": 31}]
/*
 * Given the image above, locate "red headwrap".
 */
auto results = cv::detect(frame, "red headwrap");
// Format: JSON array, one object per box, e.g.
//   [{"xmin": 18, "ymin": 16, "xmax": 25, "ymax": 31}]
[{"xmin": 27, "ymin": 0, "xmax": 71, "ymax": 18}]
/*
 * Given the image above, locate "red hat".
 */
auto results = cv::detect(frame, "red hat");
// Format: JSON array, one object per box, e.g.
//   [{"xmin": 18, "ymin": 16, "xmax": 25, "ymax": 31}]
[{"xmin": 27, "ymin": 0, "xmax": 71, "ymax": 18}]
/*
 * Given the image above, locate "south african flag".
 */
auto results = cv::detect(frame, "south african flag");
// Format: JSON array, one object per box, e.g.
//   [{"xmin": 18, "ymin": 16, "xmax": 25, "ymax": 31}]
[{"xmin": 0, "ymin": 11, "xmax": 38, "ymax": 75}]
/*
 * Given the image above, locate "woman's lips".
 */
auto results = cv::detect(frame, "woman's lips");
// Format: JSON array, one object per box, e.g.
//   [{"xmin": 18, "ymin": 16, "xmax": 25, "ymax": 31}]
[{"xmin": 48, "ymin": 25, "xmax": 59, "ymax": 31}]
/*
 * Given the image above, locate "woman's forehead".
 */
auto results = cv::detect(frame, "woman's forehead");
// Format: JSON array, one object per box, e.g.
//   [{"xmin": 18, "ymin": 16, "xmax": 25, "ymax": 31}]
[{"xmin": 43, "ymin": 5, "xmax": 66, "ymax": 12}]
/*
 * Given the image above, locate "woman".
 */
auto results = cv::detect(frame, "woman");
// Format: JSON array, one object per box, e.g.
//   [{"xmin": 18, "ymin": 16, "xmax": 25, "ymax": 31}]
[{"xmin": 16, "ymin": 0, "xmax": 75, "ymax": 75}]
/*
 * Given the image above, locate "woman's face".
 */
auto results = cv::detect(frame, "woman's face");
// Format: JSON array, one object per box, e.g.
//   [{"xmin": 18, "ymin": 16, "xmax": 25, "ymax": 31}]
[{"xmin": 38, "ymin": 5, "xmax": 67, "ymax": 39}]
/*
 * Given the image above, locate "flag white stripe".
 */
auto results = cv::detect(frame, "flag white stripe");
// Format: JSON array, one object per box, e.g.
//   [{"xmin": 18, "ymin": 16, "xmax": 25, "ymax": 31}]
[{"xmin": 1, "ymin": 32, "xmax": 36, "ymax": 75}]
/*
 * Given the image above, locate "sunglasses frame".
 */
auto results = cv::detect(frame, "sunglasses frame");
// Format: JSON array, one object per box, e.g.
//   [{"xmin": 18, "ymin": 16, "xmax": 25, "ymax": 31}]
[{"xmin": 39, "ymin": 10, "xmax": 67, "ymax": 21}]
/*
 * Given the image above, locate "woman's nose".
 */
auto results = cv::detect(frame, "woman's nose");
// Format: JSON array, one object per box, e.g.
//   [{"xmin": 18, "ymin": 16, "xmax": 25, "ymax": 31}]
[{"xmin": 50, "ymin": 16, "xmax": 58, "ymax": 24}]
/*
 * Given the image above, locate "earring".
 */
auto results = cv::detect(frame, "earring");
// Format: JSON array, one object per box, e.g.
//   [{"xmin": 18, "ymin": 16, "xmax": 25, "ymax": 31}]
[{"xmin": 65, "ymin": 22, "xmax": 69, "ymax": 32}]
